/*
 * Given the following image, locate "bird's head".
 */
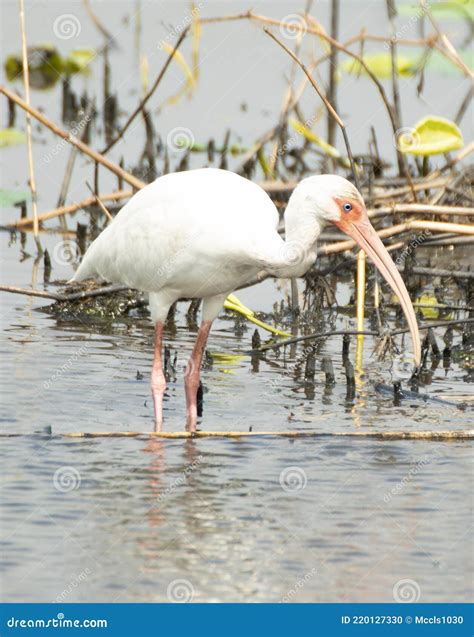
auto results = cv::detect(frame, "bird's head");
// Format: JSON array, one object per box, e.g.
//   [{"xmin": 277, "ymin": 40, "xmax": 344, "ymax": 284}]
[{"xmin": 298, "ymin": 174, "xmax": 421, "ymax": 367}]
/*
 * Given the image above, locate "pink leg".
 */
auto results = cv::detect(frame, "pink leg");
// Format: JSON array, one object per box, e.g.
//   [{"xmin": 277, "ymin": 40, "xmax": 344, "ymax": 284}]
[
  {"xmin": 185, "ymin": 320, "xmax": 212, "ymax": 431},
  {"xmin": 151, "ymin": 322, "xmax": 166, "ymax": 432}
]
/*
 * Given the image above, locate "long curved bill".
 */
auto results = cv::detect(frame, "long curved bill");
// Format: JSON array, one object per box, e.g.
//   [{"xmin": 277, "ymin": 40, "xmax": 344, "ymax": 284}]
[{"xmin": 345, "ymin": 216, "xmax": 421, "ymax": 367}]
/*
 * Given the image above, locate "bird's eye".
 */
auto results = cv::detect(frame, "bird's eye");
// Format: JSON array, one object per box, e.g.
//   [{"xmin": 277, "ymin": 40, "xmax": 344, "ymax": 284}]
[{"xmin": 343, "ymin": 202, "xmax": 353, "ymax": 212}]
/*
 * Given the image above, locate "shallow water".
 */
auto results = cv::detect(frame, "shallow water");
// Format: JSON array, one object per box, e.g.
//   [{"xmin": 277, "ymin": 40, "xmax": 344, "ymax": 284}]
[
  {"xmin": 1, "ymin": 227, "xmax": 473, "ymax": 603},
  {"xmin": 0, "ymin": 433, "xmax": 472, "ymax": 603},
  {"xmin": 1, "ymin": 0, "xmax": 473, "ymax": 604}
]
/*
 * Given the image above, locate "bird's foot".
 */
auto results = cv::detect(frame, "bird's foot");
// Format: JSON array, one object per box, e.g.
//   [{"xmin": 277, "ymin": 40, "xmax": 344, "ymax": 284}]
[
  {"xmin": 185, "ymin": 376, "xmax": 200, "ymax": 433},
  {"xmin": 151, "ymin": 380, "xmax": 166, "ymax": 433},
  {"xmin": 186, "ymin": 410, "xmax": 198, "ymax": 433},
  {"xmin": 152, "ymin": 397, "xmax": 164, "ymax": 432}
]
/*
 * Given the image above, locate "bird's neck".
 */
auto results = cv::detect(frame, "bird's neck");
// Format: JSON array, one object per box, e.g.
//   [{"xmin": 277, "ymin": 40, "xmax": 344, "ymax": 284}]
[{"xmin": 270, "ymin": 194, "xmax": 323, "ymax": 278}]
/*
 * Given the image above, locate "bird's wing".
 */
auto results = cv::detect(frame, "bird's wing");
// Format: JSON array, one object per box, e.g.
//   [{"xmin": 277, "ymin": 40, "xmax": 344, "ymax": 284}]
[{"xmin": 73, "ymin": 168, "xmax": 280, "ymax": 291}]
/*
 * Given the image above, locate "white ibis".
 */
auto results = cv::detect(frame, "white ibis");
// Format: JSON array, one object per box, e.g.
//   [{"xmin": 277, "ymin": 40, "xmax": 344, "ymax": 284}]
[{"xmin": 73, "ymin": 168, "xmax": 421, "ymax": 430}]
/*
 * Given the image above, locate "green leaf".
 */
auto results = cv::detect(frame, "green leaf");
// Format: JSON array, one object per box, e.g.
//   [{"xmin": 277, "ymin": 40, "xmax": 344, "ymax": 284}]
[
  {"xmin": 62, "ymin": 48, "xmax": 95, "ymax": 75},
  {"xmin": 414, "ymin": 294, "xmax": 455, "ymax": 320},
  {"xmin": 0, "ymin": 189, "xmax": 30, "ymax": 206},
  {"xmin": 289, "ymin": 118, "xmax": 351, "ymax": 167},
  {"xmin": 398, "ymin": 1, "xmax": 474, "ymax": 20},
  {"xmin": 0, "ymin": 128, "xmax": 27, "ymax": 148},
  {"xmin": 397, "ymin": 116, "xmax": 464, "ymax": 156},
  {"xmin": 224, "ymin": 295, "xmax": 290, "ymax": 337},
  {"xmin": 140, "ymin": 54, "xmax": 149, "ymax": 94},
  {"xmin": 256, "ymin": 147, "xmax": 271, "ymax": 178},
  {"xmin": 159, "ymin": 42, "xmax": 196, "ymax": 105},
  {"xmin": 185, "ymin": 142, "xmax": 247, "ymax": 154},
  {"xmin": 4, "ymin": 45, "xmax": 63, "ymax": 89},
  {"xmin": 340, "ymin": 52, "xmax": 418, "ymax": 78},
  {"xmin": 4, "ymin": 45, "xmax": 95, "ymax": 89},
  {"xmin": 426, "ymin": 48, "xmax": 473, "ymax": 74}
]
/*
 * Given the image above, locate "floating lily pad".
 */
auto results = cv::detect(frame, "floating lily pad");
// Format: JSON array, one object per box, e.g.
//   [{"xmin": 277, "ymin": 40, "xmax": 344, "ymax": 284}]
[
  {"xmin": 185, "ymin": 141, "xmax": 247, "ymax": 155},
  {"xmin": 414, "ymin": 294, "xmax": 454, "ymax": 320},
  {"xmin": 4, "ymin": 45, "xmax": 95, "ymax": 90},
  {"xmin": 399, "ymin": 0, "xmax": 474, "ymax": 20},
  {"xmin": 0, "ymin": 189, "xmax": 30, "ymax": 207},
  {"xmin": 62, "ymin": 48, "xmax": 95, "ymax": 74},
  {"xmin": 5, "ymin": 44, "xmax": 63, "ymax": 89},
  {"xmin": 398, "ymin": 116, "xmax": 464, "ymax": 156},
  {"xmin": 340, "ymin": 52, "xmax": 418, "ymax": 78},
  {"xmin": 0, "ymin": 128, "xmax": 27, "ymax": 148},
  {"xmin": 426, "ymin": 48, "xmax": 473, "ymax": 75}
]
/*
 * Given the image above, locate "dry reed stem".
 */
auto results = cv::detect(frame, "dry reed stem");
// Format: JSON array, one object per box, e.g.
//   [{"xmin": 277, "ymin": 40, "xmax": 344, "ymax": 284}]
[
  {"xmin": 255, "ymin": 318, "xmax": 474, "ymax": 353},
  {"xmin": 7, "ymin": 190, "xmax": 132, "ymax": 228},
  {"xmin": 202, "ymin": 11, "xmax": 415, "ymax": 182},
  {"xmin": 53, "ymin": 430, "xmax": 474, "ymax": 440},
  {"xmin": 18, "ymin": 0, "xmax": 40, "ymax": 250},
  {"xmin": 83, "ymin": 0, "xmax": 115, "ymax": 44},
  {"xmin": 386, "ymin": 0, "xmax": 405, "ymax": 177},
  {"xmin": 101, "ymin": 27, "xmax": 190, "ymax": 155},
  {"xmin": 264, "ymin": 28, "xmax": 360, "ymax": 189},
  {"xmin": 366, "ymin": 178, "xmax": 449, "ymax": 201},
  {"xmin": 236, "ymin": 58, "xmax": 319, "ymax": 171},
  {"xmin": 369, "ymin": 203, "xmax": 474, "ymax": 217},
  {"xmin": 327, "ymin": 0, "xmax": 340, "ymax": 148},
  {"xmin": 199, "ymin": 12, "xmax": 437, "ymax": 47},
  {"xmin": 421, "ymin": 0, "xmax": 474, "ymax": 78},
  {"xmin": 430, "ymin": 141, "xmax": 474, "ymax": 179},
  {"xmin": 356, "ymin": 250, "xmax": 366, "ymax": 333},
  {"xmin": 0, "ymin": 85, "xmax": 145, "ymax": 190},
  {"xmin": 0, "ymin": 283, "xmax": 132, "ymax": 302},
  {"xmin": 0, "ymin": 285, "xmax": 64, "ymax": 300},
  {"xmin": 85, "ymin": 182, "xmax": 114, "ymax": 222},
  {"xmin": 266, "ymin": 15, "xmax": 306, "ymax": 178},
  {"xmin": 200, "ymin": 11, "xmax": 469, "ymax": 76}
]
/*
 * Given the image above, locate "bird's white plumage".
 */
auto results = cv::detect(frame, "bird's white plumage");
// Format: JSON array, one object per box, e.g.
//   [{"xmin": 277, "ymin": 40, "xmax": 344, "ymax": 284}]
[
  {"xmin": 71, "ymin": 168, "xmax": 422, "ymax": 426},
  {"xmin": 74, "ymin": 169, "xmax": 282, "ymax": 322},
  {"xmin": 73, "ymin": 169, "xmax": 368, "ymax": 322}
]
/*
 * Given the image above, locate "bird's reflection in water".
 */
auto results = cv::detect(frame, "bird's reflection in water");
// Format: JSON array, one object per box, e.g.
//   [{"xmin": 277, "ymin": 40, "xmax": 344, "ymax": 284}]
[
  {"xmin": 143, "ymin": 438, "xmax": 166, "ymax": 528},
  {"xmin": 350, "ymin": 335, "xmax": 367, "ymax": 427},
  {"xmin": 138, "ymin": 438, "xmax": 210, "ymax": 575}
]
